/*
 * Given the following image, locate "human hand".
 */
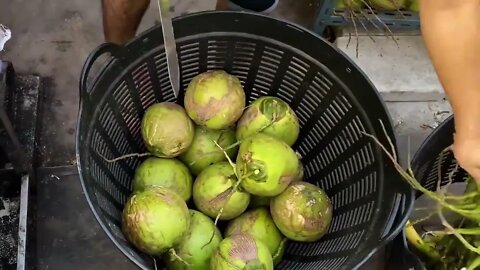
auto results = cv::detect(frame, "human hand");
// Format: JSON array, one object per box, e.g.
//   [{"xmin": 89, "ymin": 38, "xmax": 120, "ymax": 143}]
[{"xmin": 452, "ymin": 130, "xmax": 480, "ymax": 183}]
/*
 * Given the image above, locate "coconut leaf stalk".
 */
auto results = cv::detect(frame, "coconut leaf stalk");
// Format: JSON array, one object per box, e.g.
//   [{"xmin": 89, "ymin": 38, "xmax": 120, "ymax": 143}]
[{"xmin": 364, "ymin": 119, "xmax": 480, "ymax": 269}]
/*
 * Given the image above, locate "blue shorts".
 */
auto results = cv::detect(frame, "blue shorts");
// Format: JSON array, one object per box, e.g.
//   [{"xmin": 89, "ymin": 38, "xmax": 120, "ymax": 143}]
[{"xmin": 227, "ymin": 0, "xmax": 279, "ymax": 13}]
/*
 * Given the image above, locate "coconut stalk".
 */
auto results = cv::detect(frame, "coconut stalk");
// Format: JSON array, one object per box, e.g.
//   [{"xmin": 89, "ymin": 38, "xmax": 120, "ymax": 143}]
[{"xmin": 362, "ymin": 119, "xmax": 480, "ymax": 263}]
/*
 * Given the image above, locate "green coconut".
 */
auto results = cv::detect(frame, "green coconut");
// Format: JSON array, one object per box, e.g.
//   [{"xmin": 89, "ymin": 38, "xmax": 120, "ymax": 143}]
[
  {"xmin": 247, "ymin": 161, "xmax": 306, "ymax": 208},
  {"xmin": 165, "ymin": 210, "xmax": 223, "ymax": 270},
  {"xmin": 270, "ymin": 181, "xmax": 333, "ymax": 242},
  {"xmin": 408, "ymin": 0, "xmax": 419, "ymax": 12},
  {"xmin": 184, "ymin": 70, "xmax": 246, "ymax": 130},
  {"xmin": 141, "ymin": 102, "xmax": 194, "ymax": 158},
  {"xmin": 236, "ymin": 96, "xmax": 300, "ymax": 146},
  {"xmin": 193, "ymin": 162, "xmax": 250, "ymax": 220},
  {"xmin": 236, "ymin": 133, "xmax": 300, "ymax": 197},
  {"xmin": 294, "ymin": 160, "xmax": 304, "ymax": 182},
  {"xmin": 179, "ymin": 125, "xmax": 238, "ymax": 175},
  {"xmin": 210, "ymin": 233, "xmax": 273, "ymax": 270},
  {"xmin": 369, "ymin": 0, "xmax": 406, "ymax": 10},
  {"xmin": 335, "ymin": 0, "xmax": 364, "ymax": 10},
  {"xmin": 121, "ymin": 186, "xmax": 190, "ymax": 255},
  {"xmin": 132, "ymin": 157, "xmax": 193, "ymax": 201},
  {"xmin": 225, "ymin": 207, "xmax": 287, "ymax": 265}
]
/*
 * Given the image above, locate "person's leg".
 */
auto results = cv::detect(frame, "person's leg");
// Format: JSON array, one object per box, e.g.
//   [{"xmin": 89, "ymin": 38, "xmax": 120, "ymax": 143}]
[{"xmin": 102, "ymin": 0, "xmax": 150, "ymax": 44}]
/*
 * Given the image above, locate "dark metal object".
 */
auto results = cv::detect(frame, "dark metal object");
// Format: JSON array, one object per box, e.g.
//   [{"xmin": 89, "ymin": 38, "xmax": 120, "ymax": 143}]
[
  {"xmin": 0, "ymin": 168, "xmax": 20, "ymax": 270},
  {"xmin": 15, "ymin": 174, "xmax": 29, "ymax": 270},
  {"xmin": 0, "ymin": 61, "xmax": 28, "ymax": 174},
  {"xmin": 0, "ymin": 71, "xmax": 41, "ymax": 270},
  {"xmin": 157, "ymin": 0, "xmax": 180, "ymax": 99},
  {"xmin": 77, "ymin": 11, "xmax": 413, "ymax": 270},
  {"xmin": 314, "ymin": 0, "xmax": 420, "ymax": 34}
]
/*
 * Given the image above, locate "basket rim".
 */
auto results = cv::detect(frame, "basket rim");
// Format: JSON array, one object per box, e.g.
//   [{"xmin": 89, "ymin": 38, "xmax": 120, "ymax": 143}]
[
  {"xmin": 76, "ymin": 10, "xmax": 412, "ymax": 270},
  {"xmin": 411, "ymin": 115, "xmax": 454, "ymax": 174}
]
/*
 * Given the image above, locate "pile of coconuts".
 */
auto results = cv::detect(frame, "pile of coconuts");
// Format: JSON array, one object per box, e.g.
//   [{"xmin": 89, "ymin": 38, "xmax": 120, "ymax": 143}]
[
  {"xmin": 121, "ymin": 70, "xmax": 333, "ymax": 270},
  {"xmin": 335, "ymin": 0, "xmax": 419, "ymax": 12}
]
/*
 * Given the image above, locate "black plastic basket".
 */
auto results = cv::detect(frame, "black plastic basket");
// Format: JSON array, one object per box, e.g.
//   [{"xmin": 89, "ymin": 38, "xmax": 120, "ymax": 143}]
[
  {"xmin": 393, "ymin": 115, "xmax": 468, "ymax": 269},
  {"xmin": 76, "ymin": 11, "xmax": 412, "ymax": 270},
  {"xmin": 411, "ymin": 116, "xmax": 466, "ymax": 193}
]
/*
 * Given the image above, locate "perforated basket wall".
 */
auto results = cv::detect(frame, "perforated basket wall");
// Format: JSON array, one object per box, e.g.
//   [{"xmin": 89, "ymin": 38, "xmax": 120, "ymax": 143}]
[
  {"xmin": 77, "ymin": 11, "xmax": 412, "ymax": 270},
  {"xmin": 411, "ymin": 116, "xmax": 468, "ymax": 193}
]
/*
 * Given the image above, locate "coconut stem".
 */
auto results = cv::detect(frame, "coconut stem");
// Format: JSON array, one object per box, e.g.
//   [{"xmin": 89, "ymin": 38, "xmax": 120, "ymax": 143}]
[
  {"xmin": 213, "ymin": 140, "xmax": 238, "ymax": 177},
  {"xmin": 203, "ymin": 116, "xmax": 278, "ymax": 246},
  {"xmin": 98, "ymin": 152, "xmax": 153, "ymax": 163},
  {"xmin": 151, "ymin": 256, "xmax": 158, "ymax": 270},
  {"xmin": 346, "ymin": 30, "xmax": 352, "ymax": 50},
  {"xmin": 363, "ymin": 119, "xmax": 480, "ymax": 256},
  {"xmin": 355, "ymin": 10, "xmax": 376, "ymax": 43},
  {"xmin": 359, "ymin": 0, "xmax": 399, "ymax": 46},
  {"xmin": 359, "ymin": 9, "xmax": 382, "ymax": 35},
  {"xmin": 437, "ymin": 205, "xmax": 480, "ymax": 255},
  {"xmin": 349, "ymin": 10, "xmax": 360, "ymax": 58},
  {"xmin": 431, "ymin": 228, "xmax": 480, "ymax": 236},
  {"xmin": 363, "ymin": 129, "xmax": 479, "ymax": 220},
  {"xmin": 169, "ymin": 248, "xmax": 190, "ymax": 266},
  {"xmin": 188, "ymin": 141, "xmax": 242, "ymax": 166},
  {"xmin": 467, "ymin": 256, "xmax": 480, "ymax": 270},
  {"xmin": 189, "ymin": 115, "xmax": 279, "ymax": 166}
]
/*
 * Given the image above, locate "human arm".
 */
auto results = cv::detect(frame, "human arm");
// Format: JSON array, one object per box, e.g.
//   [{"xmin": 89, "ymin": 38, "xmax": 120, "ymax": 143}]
[{"xmin": 419, "ymin": 0, "xmax": 480, "ymax": 181}]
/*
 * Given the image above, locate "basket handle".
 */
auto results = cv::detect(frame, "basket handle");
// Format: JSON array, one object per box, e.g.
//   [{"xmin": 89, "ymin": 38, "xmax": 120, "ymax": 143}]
[{"xmin": 79, "ymin": 42, "xmax": 120, "ymax": 99}]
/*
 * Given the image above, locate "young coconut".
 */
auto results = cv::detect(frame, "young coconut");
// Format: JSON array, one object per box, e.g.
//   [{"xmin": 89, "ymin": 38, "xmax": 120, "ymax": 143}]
[
  {"xmin": 184, "ymin": 70, "xmax": 246, "ymax": 130},
  {"xmin": 192, "ymin": 162, "xmax": 250, "ymax": 220},
  {"xmin": 294, "ymin": 160, "xmax": 304, "ymax": 182},
  {"xmin": 408, "ymin": 0, "xmax": 419, "ymax": 12},
  {"xmin": 121, "ymin": 186, "xmax": 190, "ymax": 255},
  {"xmin": 179, "ymin": 125, "xmax": 238, "ymax": 175},
  {"xmin": 236, "ymin": 96, "xmax": 300, "ymax": 146},
  {"xmin": 132, "ymin": 157, "xmax": 192, "ymax": 201},
  {"xmin": 141, "ymin": 102, "xmax": 194, "ymax": 158},
  {"xmin": 165, "ymin": 210, "xmax": 223, "ymax": 270},
  {"xmin": 369, "ymin": 0, "xmax": 406, "ymax": 10},
  {"xmin": 270, "ymin": 181, "xmax": 333, "ymax": 242},
  {"xmin": 210, "ymin": 233, "xmax": 273, "ymax": 270},
  {"xmin": 236, "ymin": 133, "xmax": 300, "ymax": 197},
  {"xmin": 336, "ymin": 0, "xmax": 364, "ymax": 10},
  {"xmin": 225, "ymin": 207, "xmax": 287, "ymax": 265}
]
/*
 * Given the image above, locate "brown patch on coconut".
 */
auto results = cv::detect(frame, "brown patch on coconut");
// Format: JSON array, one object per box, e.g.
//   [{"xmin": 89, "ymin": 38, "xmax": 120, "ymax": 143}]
[
  {"xmin": 243, "ymin": 152, "xmax": 253, "ymax": 162},
  {"xmin": 228, "ymin": 234, "xmax": 259, "ymax": 261},
  {"xmin": 247, "ymin": 212, "xmax": 259, "ymax": 223},
  {"xmin": 279, "ymin": 174, "xmax": 295, "ymax": 186},
  {"xmin": 237, "ymin": 106, "xmax": 260, "ymax": 128},
  {"xmin": 209, "ymin": 187, "xmax": 233, "ymax": 208},
  {"xmin": 303, "ymin": 217, "xmax": 325, "ymax": 232},
  {"xmin": 192, "ymin": 95, "xmax": 232, "ymax": 122}
]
